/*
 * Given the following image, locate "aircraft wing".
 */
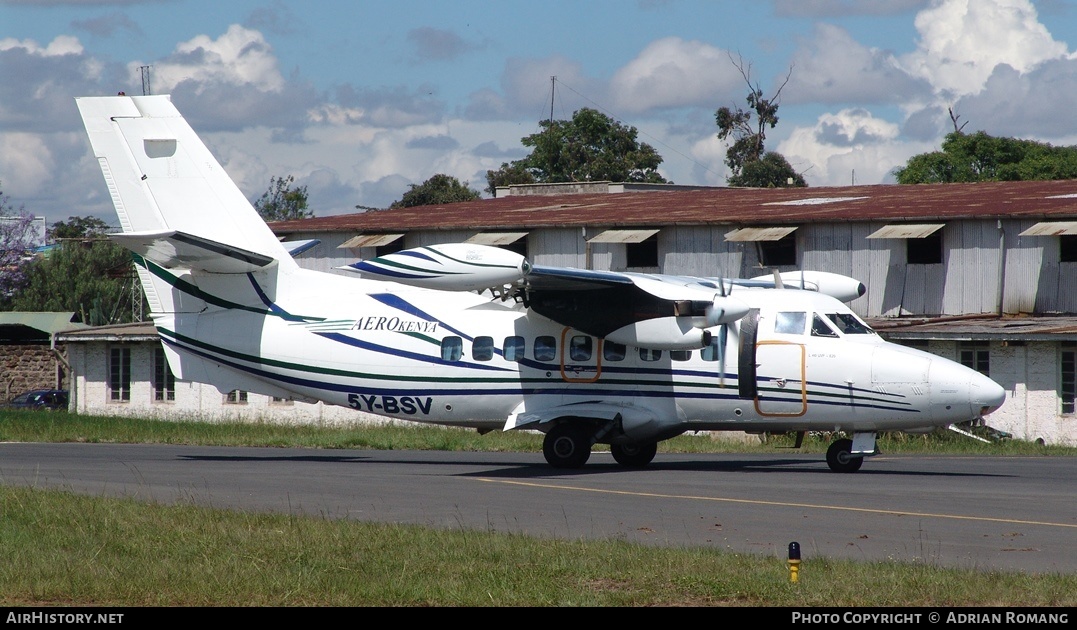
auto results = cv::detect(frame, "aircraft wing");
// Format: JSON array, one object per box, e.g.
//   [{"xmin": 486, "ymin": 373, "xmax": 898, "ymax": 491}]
[
  {"xmin": 341, "ymin": 242, "xmax": 750, "ymax": 349},
  {"xmin": 517, "ymin": 265, "xmax": 750, "ymax": 349}
]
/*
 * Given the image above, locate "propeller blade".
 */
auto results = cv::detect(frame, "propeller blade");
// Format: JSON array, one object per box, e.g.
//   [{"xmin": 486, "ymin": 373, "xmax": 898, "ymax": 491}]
[{"xmin": 718, "ymin": 322, "xmax": 727, "ymax": 387}]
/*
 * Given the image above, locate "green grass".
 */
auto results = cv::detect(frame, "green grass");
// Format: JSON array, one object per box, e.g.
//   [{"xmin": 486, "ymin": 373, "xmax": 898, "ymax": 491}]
[{"xmin": 1, "ymin": 410, "xmax": 1074, "ymax": 607}]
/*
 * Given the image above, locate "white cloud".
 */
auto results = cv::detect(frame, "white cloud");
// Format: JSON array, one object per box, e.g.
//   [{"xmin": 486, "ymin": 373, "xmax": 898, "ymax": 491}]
[
  {"xmin": 0, "ymin": 133, "xmax": 54, "ymax": 199},
  {"xmin": 0, "ymin": 35, "xmax": 83, "ymax": 56},
  {"xmin": 145, "ymin": 24, "xmax": 285, "ymax": 95},
  {"xmin": 610, "ymin": 37, "xmax": 742, "ymax": 112},
  {"xmin": 900, "ymin": 0, "xmax": 1067, "ymax": 97},
  {"xmin": 786, "ymin": 23, "xmax": 931, "ymax": 105},
  {"xmin": 778, "ymin": 109, "xmax": 918, "ymax": 185}
]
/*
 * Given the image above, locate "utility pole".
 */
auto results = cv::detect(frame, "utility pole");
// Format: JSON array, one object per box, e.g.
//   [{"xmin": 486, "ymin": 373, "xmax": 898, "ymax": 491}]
[
  {"xmin": 140, "ymin": 66, "xmax": 152, "ymax": 96},
  {"xmin": 550, "ymin": 76, "xmax": 555, "ymax": 122}
]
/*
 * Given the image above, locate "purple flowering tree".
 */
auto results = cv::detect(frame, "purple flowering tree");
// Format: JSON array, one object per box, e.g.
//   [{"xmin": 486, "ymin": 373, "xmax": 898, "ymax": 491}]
[{"xmin": 0, "ymin": 183, "xmax": 39, "ymax": 303}]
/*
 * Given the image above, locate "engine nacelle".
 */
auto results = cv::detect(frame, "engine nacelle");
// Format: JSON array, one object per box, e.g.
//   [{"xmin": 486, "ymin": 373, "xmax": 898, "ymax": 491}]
[
  {"xmin": 341, "ymin": 243, "xmax": 529, "ymax": 291},
  {"xmin": 605, "ymin": 316, "xmax": 713, "ymax": 350},
  {"xmin": 749, "ymin": 270, "xmax": 866, "ymax": 303}
]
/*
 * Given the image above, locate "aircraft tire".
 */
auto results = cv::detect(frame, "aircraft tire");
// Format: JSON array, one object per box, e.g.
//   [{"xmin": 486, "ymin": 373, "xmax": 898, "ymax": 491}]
[
  {"xmin": 610, "ymin": 442, "xmax": 658, "ymax": 467},
  {"xmin": 826, "ymin": 438, "xmax": 864, "ymax": 473},
  {"xmin": 543, "ymin": 424, "xmax": 591, "ymax": 469}
]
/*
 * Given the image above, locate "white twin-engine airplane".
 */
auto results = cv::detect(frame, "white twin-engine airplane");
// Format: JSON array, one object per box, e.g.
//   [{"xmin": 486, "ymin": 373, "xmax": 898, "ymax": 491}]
[{"xmin": 77, "ymin": 94, "xmax": 1007, "ymax": 472}]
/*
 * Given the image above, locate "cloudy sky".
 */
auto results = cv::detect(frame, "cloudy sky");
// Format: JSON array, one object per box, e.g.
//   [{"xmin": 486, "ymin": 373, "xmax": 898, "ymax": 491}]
[{"xmin": 2, "ymin": 0, "xmax": 1076, "ymax": 225}]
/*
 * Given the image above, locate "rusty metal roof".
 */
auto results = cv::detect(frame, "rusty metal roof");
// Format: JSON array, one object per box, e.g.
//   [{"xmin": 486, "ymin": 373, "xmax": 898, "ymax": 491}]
[
  {"xmin": 270, "ymin": 180, "xmax": 1077, "ymax": 234},
  {"xmin": 867, "ymin": 315, "xmax": 1077, "ymax": 341}
]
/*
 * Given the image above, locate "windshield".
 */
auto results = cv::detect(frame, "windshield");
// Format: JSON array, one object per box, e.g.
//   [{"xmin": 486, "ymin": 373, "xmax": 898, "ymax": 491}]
[{"xmin": 826, "ymin": 312, "xmax": 875, "ymax": 335}]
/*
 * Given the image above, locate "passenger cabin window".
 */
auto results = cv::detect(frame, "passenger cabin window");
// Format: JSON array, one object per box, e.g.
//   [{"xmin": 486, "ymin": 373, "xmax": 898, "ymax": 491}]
[
  {"xmin": 700, "ymin": 337, "xmax": 723, "ymax": 362},
  {"xmin": 569, "ymin": 335, "xmax": 592, "ymax": 361},
  {"xmin": 774, "ymin": 311, "xmax": 806, "ymax": 335},
  {"xmin": 472, "ymin": 336, "xmax": 494, "ymax": 361},
  {"xmin": 534, "ymin": 335, "xmax": 556, "ymax": 361},
  {"xmin": 670, "ymin": 350, "xmax": 691, "ymax": 361},
  {"xmin": 811, "ymin": 313, "xmax": 839, "ymax": 337},
  {"xmin": 907, "ymin": 231, "xmax": 943, "ymax": 264},
  {"xmin": 639, "ymin": 348, "xmax": 662, "ymax": 362},
  {"xmin": 441, "ymin": 336, "xmax": 463, "ymax": 361},
  {"xmin": 603, "ymin": 341, "xmax": 626, "ymax": 361},
  {"xmin": 503, "ymin": 336, "xmax": 525, "ymax": 362},
  {"xmin": 826, "ymin": 312, "xmax": 874, "ymax": 335}
]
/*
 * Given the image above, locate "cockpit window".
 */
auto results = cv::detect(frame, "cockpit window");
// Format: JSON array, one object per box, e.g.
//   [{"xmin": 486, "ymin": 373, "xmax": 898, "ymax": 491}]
[
  {"xmin": 826, "ymin": 312, "xmax": 875, "ymax": 335},
  {"xmin": 774, "ymin": 311, "xmax": 806, "ymax": 335},
  {"xmin": 811, "ymin": 313, "xmax": 839, "ymax": 337}
]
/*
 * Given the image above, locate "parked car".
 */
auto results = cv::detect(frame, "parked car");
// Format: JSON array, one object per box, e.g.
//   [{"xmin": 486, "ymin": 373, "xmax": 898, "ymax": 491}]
[{"xmin": 4, "ymin": 389, "xmax": 69, "ymax": 411}]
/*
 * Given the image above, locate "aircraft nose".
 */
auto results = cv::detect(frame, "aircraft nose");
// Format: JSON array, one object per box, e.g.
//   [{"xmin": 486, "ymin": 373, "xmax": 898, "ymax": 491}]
[{"xmin": 971, "ymin": 370, "xmax": 1007, "ymax": 415}]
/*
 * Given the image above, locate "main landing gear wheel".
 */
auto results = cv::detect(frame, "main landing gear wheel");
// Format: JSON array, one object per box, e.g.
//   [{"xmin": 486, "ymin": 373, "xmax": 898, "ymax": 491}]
[
  {"xmin": 610, "ymin": 442, "xmax": 658, "ymax": 468},
  {"xmin": 543, "ymin": 424, "xmax": 592, "ymax": 469},
  {"xmin": 826, "ymin": 438, "xmax": 864, "ymax": 473}
]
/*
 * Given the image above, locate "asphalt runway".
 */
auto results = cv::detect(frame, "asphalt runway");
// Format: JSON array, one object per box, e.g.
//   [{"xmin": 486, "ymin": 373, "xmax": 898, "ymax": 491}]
[{"xmin": 0, "ymin": 442, "xmax": 1073, "ymax": 575}]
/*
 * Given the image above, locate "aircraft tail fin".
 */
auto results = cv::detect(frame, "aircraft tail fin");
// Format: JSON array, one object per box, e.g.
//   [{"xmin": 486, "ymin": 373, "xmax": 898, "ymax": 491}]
[{"xmin": 76, "ymin": 94, "xmax": 294, "ymax": 273}]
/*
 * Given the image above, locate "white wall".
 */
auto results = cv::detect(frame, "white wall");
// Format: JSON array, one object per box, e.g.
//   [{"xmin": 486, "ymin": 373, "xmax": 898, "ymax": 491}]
[{"xmin": 66, "ymin": 340, "xmax": 390, "ymax": 427}]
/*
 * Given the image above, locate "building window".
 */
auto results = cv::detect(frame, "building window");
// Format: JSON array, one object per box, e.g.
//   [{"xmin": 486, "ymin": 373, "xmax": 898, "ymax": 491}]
[
  {"xmin": 225, "ymin": 390, "xmax": 248, "ymax": 404},
  {"xmin": 626, "ymin": 235, "xmax": 658, "ymax": 268},
  {"xmin": 375, "ymin": 239, "xmax": 405, "ymax": 257},
  {"xmin": 109, "ymin": 347, "xmax": 131, "ymax": 402},
  {"xmin": 270, "ymin": 397, "xmax": 294, "ymax": 406},
  {"xmin": 1061, "ymin": 236, "xmax": 1077, "ymax": 263},
  {"xmin": 153, "ymin": 347, "xmax": 175, "ymax": 402},
  {"xmin": 959, "ymin": 342, "xmax": 990, "ymax": 376},
  {"xmin": 499, "ymin": 239, "xmax": 528, "ymax": 259},
  {"xmin": 759, "ymin": 233, "xmax": 796, "ymax": 267},
  {"xmin": 1062, "ymin": 343, "xmax": 1076, "ymax": 414},
  {"xmin": 907, "ymin": 231, "xmax": 943, "ymax": 264}
]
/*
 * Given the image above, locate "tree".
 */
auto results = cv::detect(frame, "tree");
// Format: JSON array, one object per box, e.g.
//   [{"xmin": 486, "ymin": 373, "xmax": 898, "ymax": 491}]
[
  {"xmin": 893, "ymin": 130, "xmax": 1077, "ymax": 184},
  {"xmin": 484, "ymin": 162, "xmax": 535, "ymax": 196},
  {"xmin": 733, "ymin": 152, "xmax": 806, "ymax": 188},
  {"xmin": 253, "ymin": 175, "xmax": 312, "ymax": 222},
  {"xmin": 9, "ymin": 236, "xmax": 143, "ymax": 325},
  {"xmin": 49, "ymin": 215, "xmax": 112, "ymax": 240},
  {"xmin": 485, "ymin": 108, "xmax": 669, "ymax": 194},
  {"xmin": 391, "ymin": 174, "xmax": 481, "ymax": 208},
  {"xmin": 715, "ymin": 55, "xmax": 804, "ymax": 187},
  {"xmin": 0, "ymin": 182, "xmax": 39, "ymax": 305}
]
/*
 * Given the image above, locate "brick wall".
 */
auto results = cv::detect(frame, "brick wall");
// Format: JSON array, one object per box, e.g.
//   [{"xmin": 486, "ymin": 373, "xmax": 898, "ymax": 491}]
[{"xmin": 0, "ymin": 344, "xmax": 66, "ymax": 402}]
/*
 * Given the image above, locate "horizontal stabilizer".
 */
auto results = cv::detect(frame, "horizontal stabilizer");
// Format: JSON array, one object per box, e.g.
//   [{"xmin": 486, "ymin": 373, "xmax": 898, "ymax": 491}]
[
  {"xmin": 282, "ymin": 239, "xmax": 320, "ymax": 258},
  {"xmin": 111, "ymin": 230, "xmax": 277, "ymax": 273}
]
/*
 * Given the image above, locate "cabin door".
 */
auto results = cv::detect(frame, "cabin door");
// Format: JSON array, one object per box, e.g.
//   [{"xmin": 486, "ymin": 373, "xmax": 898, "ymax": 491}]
[{"xmin": 753, "ymin": 341, "xmax": 808, "ymax": 416}]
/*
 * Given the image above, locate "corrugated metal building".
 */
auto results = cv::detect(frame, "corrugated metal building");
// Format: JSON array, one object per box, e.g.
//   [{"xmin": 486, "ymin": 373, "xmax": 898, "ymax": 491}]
[{"xmin": 268, "ymin": 180, "xmax": 1077, "ymax": 446}]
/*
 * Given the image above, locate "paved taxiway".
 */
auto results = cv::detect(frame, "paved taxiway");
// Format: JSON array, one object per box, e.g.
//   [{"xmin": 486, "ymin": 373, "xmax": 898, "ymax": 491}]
[{"xmin": 0, "ymin": 443, "xmax": 1073, "ymax": 575}]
